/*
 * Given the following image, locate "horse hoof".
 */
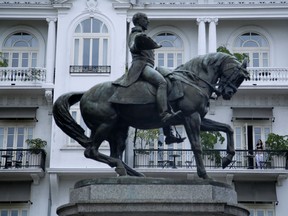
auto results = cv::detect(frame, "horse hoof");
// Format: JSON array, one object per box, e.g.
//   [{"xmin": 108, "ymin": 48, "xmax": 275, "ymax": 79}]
[
  {"xmin": 222, "ymin": 157, "xmax": 232, "ymax": 169},
  {"xmin": 115, "ymin": 167, "xmax": 127, "ymax": 176},
  {"xmin": 199, "ymin": 173, "xmax": 212, "ymax": 180}
]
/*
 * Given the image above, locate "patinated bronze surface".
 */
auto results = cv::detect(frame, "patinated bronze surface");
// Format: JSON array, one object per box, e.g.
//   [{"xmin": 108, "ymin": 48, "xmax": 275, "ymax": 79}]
[{"xmin": 53, "ymin": 52, "xmax": 249, "ymax": 179}]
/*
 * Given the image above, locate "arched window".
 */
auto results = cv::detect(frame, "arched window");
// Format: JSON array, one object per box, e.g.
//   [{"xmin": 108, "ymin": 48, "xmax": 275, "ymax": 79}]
[
  {"xmin": 233, "ymin": 32, "xmax": 269, "ymax": 67},
  {"xmin": 2, "ymin": 32, "xmax": 39, "ymax": 67},
  {"xmin": 71, "ymin": 18, "xmax": 110, "ymax": 73},
  {"xmin": 153, "ymin": 32, "xmax": 183, "ymax": 69}
]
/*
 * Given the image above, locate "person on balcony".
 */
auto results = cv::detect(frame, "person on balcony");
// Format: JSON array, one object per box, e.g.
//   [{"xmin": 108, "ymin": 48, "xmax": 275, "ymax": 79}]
[{"xmin": 255, "ymin": 139, "xmax": 264, "ymax": 168}]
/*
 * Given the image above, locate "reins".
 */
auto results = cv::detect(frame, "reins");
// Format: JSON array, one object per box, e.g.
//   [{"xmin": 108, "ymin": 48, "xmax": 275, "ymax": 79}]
[{"xmin": 173, "ymin": 69, "xmax": 222, "ymax": 96}]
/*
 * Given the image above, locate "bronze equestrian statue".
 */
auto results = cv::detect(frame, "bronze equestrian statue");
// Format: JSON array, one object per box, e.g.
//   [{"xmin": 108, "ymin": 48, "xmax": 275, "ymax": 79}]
[
  {"xmin": 53, "ymin": 13, "xmax": 250, "ymax": 179},
  {"xmin": 53, "ymin": 53, "xmax": 249, "ymax": 179}
]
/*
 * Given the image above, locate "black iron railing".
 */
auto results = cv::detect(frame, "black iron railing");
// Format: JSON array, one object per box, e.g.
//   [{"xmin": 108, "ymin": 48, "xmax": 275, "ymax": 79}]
[
  {"xmin": 70, "ymin": 65, "xmax": 111, "ymax": 74},
  {"xmin": 133, "ymin": 149, "xmax": 288, "ymax": 170},
  {"xmin": 0, "ymin": 149, "xmax": 46, "ymax": 171}
]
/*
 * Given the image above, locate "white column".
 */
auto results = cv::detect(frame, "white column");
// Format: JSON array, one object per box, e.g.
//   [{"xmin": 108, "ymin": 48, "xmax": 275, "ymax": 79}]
[
  {"xmin": 46, "ymin": 18, "xmax": 57, "ymax": 84},
  {"xmin": 208, "ymin": 17, "xmax": 218, "ymax": 53},
  {"xmin": 127, "ymin": 18, "xmax": 133, "ymax": 70},
  {"xmin": 197, "ymin": 18, "xmax": 206, "ymax": 55}
]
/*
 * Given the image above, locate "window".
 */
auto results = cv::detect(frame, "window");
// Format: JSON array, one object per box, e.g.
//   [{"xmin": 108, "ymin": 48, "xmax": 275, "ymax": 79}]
[
  {"xmin": 71, "ymin": 18, "xmax": 110, "ymax": 73},
  {"xmin": 243, "ymin": 204, "xmax": 275, "ymax": 216},
  {"xmin": 0, "ymin": 126, "xmax": 33, "ymax": 149},
  {"xmin": 0, "ymin": 205, "xmax": 29, "ymax": 216},
  {"xmin": 2, "ymin": 32, "xmax": 39, "ymax": 67},
  {"xmin": 153, "ymin": 32, "xmax": 183, "ymax": 69},
  {"xmin": 233, "ymin": 32, "xmax": 269, "ymax": 67}
]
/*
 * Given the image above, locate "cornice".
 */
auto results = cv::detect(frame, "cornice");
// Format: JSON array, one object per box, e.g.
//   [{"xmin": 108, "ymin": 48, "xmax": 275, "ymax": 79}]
[
  {"xmin": 0, "ymin": 1, "xmax": 52, "ymax": 8},
  {"xmin": 131, "ymin": 0, "xmax": 288, "ymax": 8},
  {"xmin": 0, "ymin": 0, "xmax": 73, "ymax": 9}
]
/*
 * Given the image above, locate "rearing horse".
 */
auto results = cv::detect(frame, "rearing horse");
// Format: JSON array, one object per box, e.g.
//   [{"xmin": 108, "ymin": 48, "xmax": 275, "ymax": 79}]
[{"xmin": 53, "ymin": 52, "xmax": 249, "ymax": 179}]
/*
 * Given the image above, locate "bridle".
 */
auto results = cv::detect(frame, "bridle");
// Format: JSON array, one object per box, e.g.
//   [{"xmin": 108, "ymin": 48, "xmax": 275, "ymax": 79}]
[{"xmin": 216, "ymin": 62, "xmax": 249, "ymax": 96}]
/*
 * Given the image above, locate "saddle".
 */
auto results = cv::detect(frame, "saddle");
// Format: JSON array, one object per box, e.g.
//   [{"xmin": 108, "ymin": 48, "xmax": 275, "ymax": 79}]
[{"xmin": 109, "ymin": 77, "xmax": 184, "ymax": 105}]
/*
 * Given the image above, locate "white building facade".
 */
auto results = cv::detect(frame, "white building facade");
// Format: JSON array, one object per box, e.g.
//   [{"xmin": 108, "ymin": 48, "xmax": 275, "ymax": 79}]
[{"xmin": 0, "ymin": 0, "xmax": 288, "ymax": 216}]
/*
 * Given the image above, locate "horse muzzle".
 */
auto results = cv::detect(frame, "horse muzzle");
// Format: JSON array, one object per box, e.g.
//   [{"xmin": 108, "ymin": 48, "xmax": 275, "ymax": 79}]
[{"xmin": 222, "ymin": 87, "xmax": 236, "ymax": 100}]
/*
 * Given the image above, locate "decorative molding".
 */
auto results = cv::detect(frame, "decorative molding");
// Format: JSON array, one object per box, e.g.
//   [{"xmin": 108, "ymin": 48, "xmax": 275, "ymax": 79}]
[
  {"xmin": 46, "ymin": 17, "xmax": 58, "ymax": 23},
  {"xmin": 207, "ymin": 17, "xmax": 218, "ymax": 24},
  {"xmin": 45, "ymin": 89, "xmax": 53, "ymax": 104},
  {"xmin": 277, "ymin": 174, "xmax": 287, "ymax": 186},
  {"xmin": 196, "ymin": 17, "xmax": 207, "ymax": 24},
  {"xmin": 86, "ymin": 0, "xmax": 98, "ymax": 13},
  {"xmin": 30, "ymin": 173, "xmax": 41, "ymax": 185}
]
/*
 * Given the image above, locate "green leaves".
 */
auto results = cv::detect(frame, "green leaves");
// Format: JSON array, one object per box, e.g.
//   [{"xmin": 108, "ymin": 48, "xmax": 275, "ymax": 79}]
[
  {"xmin": 266, "ymin": 133, "xmax": 288, "ymax": 151},
  {"xmin": 200, "ymin": 131, "xmax": 224, "ymax": 150},
  {"xmin": 217, "ymin": 46, "xmax": 249, "ymax": 63},
  {"xmin": 0, "ymin": 52, "xmax": 8, "ymax": 67}
]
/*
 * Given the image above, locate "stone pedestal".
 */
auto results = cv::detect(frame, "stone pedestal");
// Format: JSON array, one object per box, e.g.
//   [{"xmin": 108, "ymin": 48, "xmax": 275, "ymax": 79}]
[{"xmin": 57, "ymin": 177, "xmax": 249, "ymax": 216}]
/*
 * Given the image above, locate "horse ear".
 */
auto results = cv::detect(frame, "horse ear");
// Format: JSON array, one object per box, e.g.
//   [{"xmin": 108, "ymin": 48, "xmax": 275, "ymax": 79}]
[{"xmin": 241, "ymin": 58, "xmax": 248, "ymax": 68}]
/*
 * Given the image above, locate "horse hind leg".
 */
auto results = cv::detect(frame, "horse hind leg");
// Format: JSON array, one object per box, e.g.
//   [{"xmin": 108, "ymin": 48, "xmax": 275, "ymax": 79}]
[
  {"xmin": 109, "ymin": 125, "xmax": 145, "ymax": 177},
  {"xmin": 84, "ymin": 123, "xmax": 127, "ymax": 176}
]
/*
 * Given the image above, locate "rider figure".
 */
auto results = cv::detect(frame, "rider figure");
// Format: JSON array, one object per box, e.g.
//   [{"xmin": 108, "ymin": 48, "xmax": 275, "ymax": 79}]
[
  {"xmin": 114, "ymin": 12, "xmax": 184, "ymax": 144},
  {"xmin": 129, "ymin": 12, "xmax": 175, "ymax": 123},
  {"xmin": 130, "ymin": 12, "xmax": 185, "ymax": 144}
]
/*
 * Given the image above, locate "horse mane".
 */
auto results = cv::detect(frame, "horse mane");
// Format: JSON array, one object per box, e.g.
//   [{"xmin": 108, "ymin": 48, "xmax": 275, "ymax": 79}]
[{"xmin": 175, "ymin": 52, "xmax": 233, "ymax": 76}]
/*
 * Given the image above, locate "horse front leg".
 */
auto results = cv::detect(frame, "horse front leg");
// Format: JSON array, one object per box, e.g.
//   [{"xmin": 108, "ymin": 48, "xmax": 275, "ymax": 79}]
[
  {"xmin": 201, "ymin": 118, "xmax": 235, "ymax": 169},
  {"xmin": 184, "ymin": 113, "xmax": 209, "ymax": 179}
]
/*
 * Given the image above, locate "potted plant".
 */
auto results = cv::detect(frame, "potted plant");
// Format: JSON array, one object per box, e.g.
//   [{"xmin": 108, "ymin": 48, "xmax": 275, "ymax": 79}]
[
  {"xmin": 265, "ymin": 133, "xmax": 288, "ymax": 168},
  {"xmin": 29, "ymin": 68, "xmax": 42, "ymax": 82},
  {"xmin": 0, "ymin": 52, "xmax": 8, "ymax": 67},
  {"xmin": 26, "ymin": 138, "xmax": 47, "ymax": 154}
]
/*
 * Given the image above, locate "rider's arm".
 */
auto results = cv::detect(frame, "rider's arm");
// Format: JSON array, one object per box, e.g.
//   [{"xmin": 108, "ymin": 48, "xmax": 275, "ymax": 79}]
[{"xmin": 130, "ymin": 33, "xmax": 162, "ymax": 52}]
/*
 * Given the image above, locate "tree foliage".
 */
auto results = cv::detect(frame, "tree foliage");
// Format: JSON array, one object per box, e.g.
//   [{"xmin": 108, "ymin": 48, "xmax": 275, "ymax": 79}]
[
  {"xmin": 134, "ymin": 129, "xmax": 159, "ymax": 148},
  {"xmin": 217, "ymin": 45, "xmax": 248, "ymax": 63},
  {"xmin": 200, "ymin": 131, "xmax": 225, "ymax": 150},
  {"xmin": 0, "ymin": 52, "xmax": 8, "ymax": 67}
]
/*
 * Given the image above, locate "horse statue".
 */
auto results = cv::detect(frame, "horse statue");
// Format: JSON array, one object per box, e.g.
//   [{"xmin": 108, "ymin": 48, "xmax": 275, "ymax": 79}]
[{"xmin": 53, "ymin": 52, "xmax": 250, "ymax": 179}]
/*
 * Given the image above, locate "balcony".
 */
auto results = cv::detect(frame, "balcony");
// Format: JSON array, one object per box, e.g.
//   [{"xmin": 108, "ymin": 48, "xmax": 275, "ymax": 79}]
[
  {"xmin": 243, "ymin": 67, "xmax": 288, "ymax": 88},
  {"xmin": 0, "ymin": 149, "xmax": 46, "ymax": 183},
  {"xmin": 133, "ymin": 149, "xmax": 288, "ymax": 179},
  {"xmin": 0, "ymin": 67, "xmax": 46, "ymax": 87}
]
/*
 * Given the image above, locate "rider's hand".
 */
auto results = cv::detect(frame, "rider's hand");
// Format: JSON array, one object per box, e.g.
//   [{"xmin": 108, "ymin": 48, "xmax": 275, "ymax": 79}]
[{"xmin": 168, "ymin": 74, "xmax": 176, "ymax": 81}]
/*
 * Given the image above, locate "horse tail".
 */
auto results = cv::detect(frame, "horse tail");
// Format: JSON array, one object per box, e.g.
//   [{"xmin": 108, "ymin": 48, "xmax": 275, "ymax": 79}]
[{"xmin": 53, "ymin": 92, "xmax": 91, "ymax": 147}]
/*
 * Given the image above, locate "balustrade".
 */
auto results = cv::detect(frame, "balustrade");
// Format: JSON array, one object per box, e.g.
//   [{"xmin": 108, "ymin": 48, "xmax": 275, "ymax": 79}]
[
  {"xmin": 134, "ymin": 149, "xmax": 288, "ymax": 169},
  {"xmin": 0, "ymin": 67, "xmax": 46, "ymax": 85},
  {"xmin": 133, "ymin": 0, "xmax": 288, "ymax": 6}
]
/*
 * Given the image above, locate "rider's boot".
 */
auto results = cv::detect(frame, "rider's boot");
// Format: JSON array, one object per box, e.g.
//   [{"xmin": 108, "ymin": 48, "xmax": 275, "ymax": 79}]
[{"xmin": 163, "ymin": 126, "xmax": 186, "ymax": 144}]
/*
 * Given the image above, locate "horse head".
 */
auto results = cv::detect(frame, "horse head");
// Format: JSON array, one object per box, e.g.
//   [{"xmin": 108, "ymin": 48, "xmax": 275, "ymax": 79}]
[{"xmin": 217, "ymin": 56, "xmax": 250, "ymax": 100}]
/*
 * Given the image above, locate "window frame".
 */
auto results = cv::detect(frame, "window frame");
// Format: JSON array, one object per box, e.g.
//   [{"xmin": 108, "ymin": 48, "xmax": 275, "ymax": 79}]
[
  {"xmin": 2, "ymin": 32, "xmax": 39, "ymax": 68},
  {"xmin": 71, "ymin": 18, "xmax": 110, "ymax": 73},
  {"xmin": 0, "ymin": 123, "xmax": 34, "ymax": 149},
  {"xmin": 232, "ymin": 32, "xmax": 269, "ymax": 67},
  {"xmin": 153, "ymin": 32, "xmax": 184, "ymax": 69}
]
